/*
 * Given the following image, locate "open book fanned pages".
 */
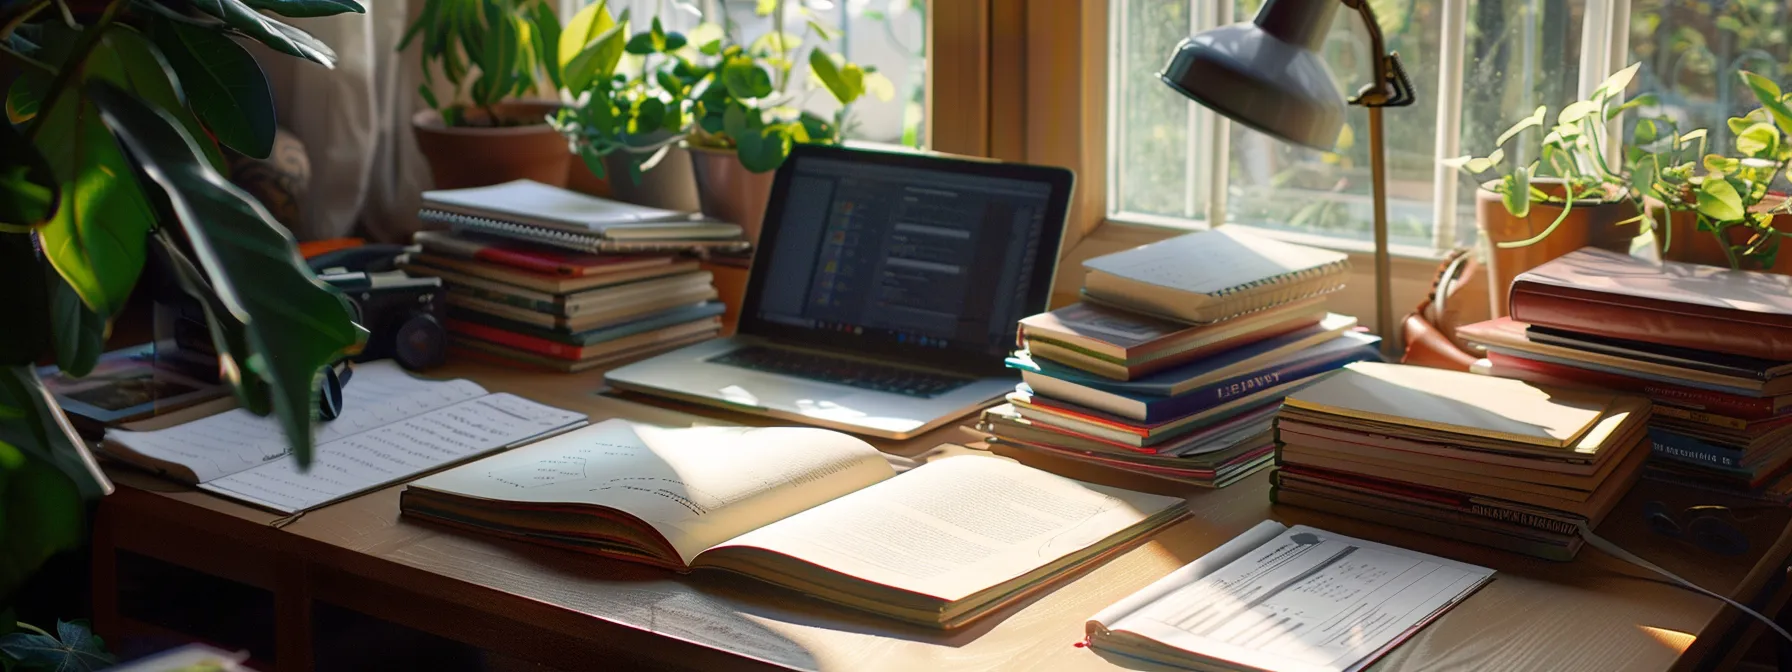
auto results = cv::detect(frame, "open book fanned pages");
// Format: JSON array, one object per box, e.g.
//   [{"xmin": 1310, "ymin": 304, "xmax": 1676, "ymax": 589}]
[
  {"xmin": 1273, "ymin": 362, "xmax": 1652, "ymax": 560},
  {"xmin": 1080, "ymin": 228, "xmax": 1349, "ymax": 325},
  {"xmin": 401, "ymin": 419, "xmax": 1188, "ymax": 628},
  {"xmin": 1086, "ymin": 521, "xmax": 1493, "ymax": 672},
  {"xmin": 101, "ymin": 361, "xmax": 588, "ymax": 514}
]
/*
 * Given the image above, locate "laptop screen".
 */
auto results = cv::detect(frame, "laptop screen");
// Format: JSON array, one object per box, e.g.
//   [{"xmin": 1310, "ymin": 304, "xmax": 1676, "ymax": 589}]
[{"xmin": 742, "ymin": 146, "xmax": 1072, "ymax": 371}]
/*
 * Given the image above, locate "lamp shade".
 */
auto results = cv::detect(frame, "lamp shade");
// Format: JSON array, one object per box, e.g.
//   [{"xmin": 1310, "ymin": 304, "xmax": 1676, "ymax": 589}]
[{"xmin": 1159, "ymin": 0, "xmax": 1346, "ymax": 151}]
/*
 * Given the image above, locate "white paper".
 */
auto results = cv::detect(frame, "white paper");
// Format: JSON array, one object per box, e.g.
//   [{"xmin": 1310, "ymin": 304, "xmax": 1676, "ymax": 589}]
[
  {"xmin": 106, "ymin": 361, "xmax": 487, "ymax": 482},
  {"xmin": 1106, "ymin": 525, "xmax": 1493, "ymax": 672},
  {"xmin": 200, "ymin": 393, "xmax": 587, "ymax": 513},
  {"xmin": 1088, "ymin": 520, "xmax": 1287, "ymax": 633}
]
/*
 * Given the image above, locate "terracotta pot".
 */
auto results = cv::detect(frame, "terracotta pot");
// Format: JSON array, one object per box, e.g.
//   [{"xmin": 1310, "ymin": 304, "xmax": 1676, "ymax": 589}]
[
  {"xmin": 1477, "ymin": 180, "xmax": 1642, "ymax": 317},
  {"xmin": 1650, "ymin": 196, "xmax": 1792, "ymax": 274},
  {"xmin": 602, "ymin": 144, "xmax": 702, "ymax": 212},
  {"xmin": 412, "ymin": 101, "xmax": 571, "ymax": 190},
  {"xmin": 689, "ymin": 145, "xmax": 776, "ymax": 243}
]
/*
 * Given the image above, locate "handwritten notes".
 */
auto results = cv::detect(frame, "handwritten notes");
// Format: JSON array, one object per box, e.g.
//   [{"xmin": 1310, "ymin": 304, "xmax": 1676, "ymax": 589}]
[{"xmin": 201, "ymin": 393, "xmax": 586, "ymax": 513}]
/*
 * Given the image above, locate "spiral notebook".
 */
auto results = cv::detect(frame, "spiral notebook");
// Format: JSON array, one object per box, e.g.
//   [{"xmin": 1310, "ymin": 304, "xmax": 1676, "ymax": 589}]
[
  {"xmin": 1081, "ymin": 227, "xmax": 1349, "ymax": 324},
  {"xmin": 420, "ymin": 180, "xmax": 750, "ymax": 254}
]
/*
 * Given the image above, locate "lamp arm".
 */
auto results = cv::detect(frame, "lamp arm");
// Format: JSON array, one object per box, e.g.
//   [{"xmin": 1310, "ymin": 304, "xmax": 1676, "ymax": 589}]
[{"xmin": 1340, "ymin": 0, "xmax": 1415, "ymax": 108}]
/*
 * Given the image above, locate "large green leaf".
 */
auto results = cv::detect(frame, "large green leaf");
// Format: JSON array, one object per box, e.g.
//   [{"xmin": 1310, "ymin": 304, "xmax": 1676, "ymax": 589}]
[
  {"xmin": 28, "ymin": 48, "xmax": 158, "ymax": 318},
  {"xmin": 240, "ymin": 0, "xmax": 365, "ymax": 18},
  {"xmin": 808, "ymin": 50, "xmax": 857, "ymax": 105},
  {"xmin": 184, "ymin": 0, "xmax": 339, "ymax": 67},
  {"xmin": 152, "ymin": 16, "xmax": 276, "ymax": 159},
  {"xmin": 720, "ymin": 58, "xmax": 773, "ymax": 100},
  {"xmin": 562, "ymin": 23, "xmax": 627, "ymax": 94},
  {"xmin": 558, "ymin": 0, "xmax": 614, "ymax": 67},
  {"xmin": 1698, "ymin": 178, "xmax": 1746, "ymax": 221},
  {"xmin": 0, "ymin": 366, "xmax": 111, "ymax": 501},
  {"xmin": 46, "ymin": 268, "xmax": 104, "ymax": 379},
  {"xmin": 0, "ymin": 122, "xmax": 57, "ymax": 230},
  {"xmin": 1740, "ymin": 71, "xmax": 1792, "ymax": 136},
  {"xmin": 88, "ymin": 82, "xmax": 364, "ymax": 466},
  {"xmin": 151, "ymin": 232, "xmax": 271, "ymax": 415},
  {"xmin": 0, "ymin": 620, "xmax": 113, "ymax": 671},
  {"xmin": 91, "ymin": 26, "xmax": 228, "ymax": 172},
  {"xmin": 0, "ymin": 234, "xmax": 48, "ymax": 367},
  {"xmin": 525, "ymin": 1, "xmax": 562, "ymax": 91}
]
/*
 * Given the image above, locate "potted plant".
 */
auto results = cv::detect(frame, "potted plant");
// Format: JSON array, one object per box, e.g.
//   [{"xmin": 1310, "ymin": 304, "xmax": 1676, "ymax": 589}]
[
  {"xmin": 1642, "ymin": 71, "xmax": 1792, "ymax": 274},
  {"xmin": 556, "ymin": 0, "xmax": 890, "ymax": 240},
  {"xmin": 1445, "ymin": 64, "xmax": 1660, "ymax": 315},
  {"xmin": 0, "ymin": 0, "xmax": 361, "ymax": 630},
  {"xmin": 400, "ymin": 0, "xmax": 573, "ymax": 189}
]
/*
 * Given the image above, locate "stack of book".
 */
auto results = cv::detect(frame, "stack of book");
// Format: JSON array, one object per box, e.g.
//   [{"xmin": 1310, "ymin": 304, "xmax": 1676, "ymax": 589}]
[
  {"xmin": 973, "ymin": 228, "xmax": 1379, "ymax": 487},
  {"xmin": 403, "ymin": 180, "xmax": 748, "ymax": 372},
  {"xmin": 1272, "ymin": 361, "xmax": 1652, "ymax": 560},
  {"xmin": 1459, "ymin": 248, "xmax": 1792, "ymax": 499}
]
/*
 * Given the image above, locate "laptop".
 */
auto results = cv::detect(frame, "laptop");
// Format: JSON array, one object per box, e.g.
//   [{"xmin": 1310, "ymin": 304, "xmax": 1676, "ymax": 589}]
[{"xmin": 606, "ymin": 144, "xmax": 1074, "ymax": 439}]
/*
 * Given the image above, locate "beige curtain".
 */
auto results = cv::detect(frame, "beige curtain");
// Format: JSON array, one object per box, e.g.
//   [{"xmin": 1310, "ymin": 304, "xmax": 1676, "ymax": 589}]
[{"xmin": 255, "ymin": 1, "xmax": 432, "ymax": 243}]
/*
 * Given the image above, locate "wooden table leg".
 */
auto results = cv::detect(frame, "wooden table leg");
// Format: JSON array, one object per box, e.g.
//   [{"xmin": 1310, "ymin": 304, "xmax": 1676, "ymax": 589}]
[
  {"xmin": 89, "ymin": 502, "xmax": 120, "ymax": 641},
  {"xmin": 274, "ymin": 560, "xmax": 313, "ymax": 672}
]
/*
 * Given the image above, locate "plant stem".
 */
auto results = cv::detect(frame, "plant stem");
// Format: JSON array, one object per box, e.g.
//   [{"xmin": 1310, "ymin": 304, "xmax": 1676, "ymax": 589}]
[
  {"xmin": 52, "ymin": 0, "xmax": 75, "ymax": 29},
  {"xmin": 24, "ymin": 0, "xmax": 128, "ymax": 142},
  {"xmin": 14, "ymin": 622, "xmax": 51, "ymax": 638},
  {"xmin": 0, "ymin": 44, "xmax": 55, "ymax": 75},
  {"xmin": 0, "ymin": 0, "xmax": 50, "ymax": 40}
]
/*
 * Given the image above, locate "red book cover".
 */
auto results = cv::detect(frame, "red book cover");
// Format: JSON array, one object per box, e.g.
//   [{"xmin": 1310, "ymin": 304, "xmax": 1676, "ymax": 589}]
[
  {"xmin": 1487, "ymin": 351, "xmax": 1790, "ymax": 419},
  {"xmin": 414, "ymin": 230, "xmax": 671, "ymax": 277},
  {"xmin": 446, "ymin": 319, "xmax": 584, "ymax": 360}
]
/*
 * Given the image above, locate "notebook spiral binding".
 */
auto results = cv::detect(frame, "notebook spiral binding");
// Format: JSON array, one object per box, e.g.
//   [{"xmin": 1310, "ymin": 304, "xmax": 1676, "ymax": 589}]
[
  {"xmin": 1208, "ymin": 258, "xmax": 1351, "ymax": 298},
  {"xmin": 420, "ymin": 209, "xmax": 751, "ymax": 255}
]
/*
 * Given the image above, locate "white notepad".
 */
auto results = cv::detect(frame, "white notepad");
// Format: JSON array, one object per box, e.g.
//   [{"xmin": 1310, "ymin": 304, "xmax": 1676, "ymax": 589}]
[{"xmin": 103, "ymin": 361, "xmax": 588, "ymax": 513}]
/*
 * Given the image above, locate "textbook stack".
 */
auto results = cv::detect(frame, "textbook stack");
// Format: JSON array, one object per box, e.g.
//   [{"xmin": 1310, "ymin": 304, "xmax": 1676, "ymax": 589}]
[
  {"xmin": 974, "ymin": 228, "xmax": 1378, "ymax": 487},
  {"xmin": 1459, "ymin": 248, "xmax": 1792, "ymax": 500},
  {"xmin": 1272, "ymin": 362, "xmax": 1652, "ymax": 560}
]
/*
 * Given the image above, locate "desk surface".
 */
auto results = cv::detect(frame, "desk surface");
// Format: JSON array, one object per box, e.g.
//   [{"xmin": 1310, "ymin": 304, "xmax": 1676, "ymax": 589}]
[{"xmin": 102, "ymin": 358, "xmax": 1789, "ymax": 671}]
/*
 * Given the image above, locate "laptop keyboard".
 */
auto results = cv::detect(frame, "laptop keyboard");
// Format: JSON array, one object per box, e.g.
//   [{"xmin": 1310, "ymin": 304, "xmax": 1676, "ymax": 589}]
[{"xmin": 710, "ymin": 346, "xmax": 973, "ymax": 398}]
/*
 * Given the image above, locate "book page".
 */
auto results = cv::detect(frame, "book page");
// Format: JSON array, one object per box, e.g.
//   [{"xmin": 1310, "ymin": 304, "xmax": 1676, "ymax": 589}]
[
  {"xmin": 406, "ymin": 420, "xmax": 895, "ymax": 565},
  {"xmin": 200, "ymin": 393, "xmax": 586, "ymax": 514},
  {"xmin": 105, "ymin": 361, "xmax": 488, "ymax": 483},
  {"xmin": 1108, "ymin": 525, "xmax": 1493, "ymax": 672},
  {"xmin": 708, "ymin": 455, "xmax": 1185, "ymax": 601}
]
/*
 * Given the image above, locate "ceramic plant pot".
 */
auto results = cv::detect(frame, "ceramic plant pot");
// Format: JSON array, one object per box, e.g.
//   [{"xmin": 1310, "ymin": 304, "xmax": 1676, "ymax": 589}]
[
  {"xmin": 412, "ymin": 101, "xmax": 571, "ymax": 190},
  {"xmin": 689, "ymin": 145, "xmax": 776, "ymax": 244}
]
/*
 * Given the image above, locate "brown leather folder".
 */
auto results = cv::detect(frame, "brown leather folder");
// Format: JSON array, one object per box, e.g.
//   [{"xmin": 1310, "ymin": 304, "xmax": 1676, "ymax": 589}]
[{"xmin": 1508, "ymin": 248, "xmax": 1792, "ymax": 361}]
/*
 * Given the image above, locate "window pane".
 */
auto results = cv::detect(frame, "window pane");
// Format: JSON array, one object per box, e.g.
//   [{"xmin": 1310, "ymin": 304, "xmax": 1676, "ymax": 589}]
[
  {"xmin": 583, "ymin": 0, "xmax": 926, "ymax": 147},
  {"xmin": 1223, "ymin": 0, "xmax": 1442, "ymax": 248},
  {"xmin": 1627, "ymin": 0, "xmax": 1792, "ymax": 167},
  {"xmin": 1110, "ymin": 0, "xmax": 1202, "ymax": 220},
  {"xmin": 1456, "ymin": 0, "xmax": 1586, "ymax": 246}
]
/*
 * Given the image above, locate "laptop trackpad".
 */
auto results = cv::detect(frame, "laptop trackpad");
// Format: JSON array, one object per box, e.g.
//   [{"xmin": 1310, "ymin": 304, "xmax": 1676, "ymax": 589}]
[{"xmin": 715, "ymin": 381, "xmax": 925, "ymax": 430}]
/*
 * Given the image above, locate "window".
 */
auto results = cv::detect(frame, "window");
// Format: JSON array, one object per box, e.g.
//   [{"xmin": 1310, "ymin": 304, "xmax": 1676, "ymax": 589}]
[
  {"xmin": 1108, "ymin": 0, "xmax": 1788, "ymax": 255},
  {"xmin": 572, "ymin": 0, "xmax": 928, "ymax": 146}
]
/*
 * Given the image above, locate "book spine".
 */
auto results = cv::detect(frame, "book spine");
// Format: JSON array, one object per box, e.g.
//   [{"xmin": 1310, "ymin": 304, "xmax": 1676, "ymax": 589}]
[
  {"xmin": 418, "ymin": 233, "xmax": 575, "ymax": 276},
  {"xmin": 445, "ymin": 319, "xmax": 584, "ymax": 360},
  {"xmin": 444, "ymin": 283, "xmax": 561, "ymax": 315},
  {"xmin": 1647, "ymin": 428, "xmax": 1743, "ymax": 469},
  {"xmin": 1464, "ymin": 504, "xmax": 1579, "ymax": 536},
  {"xmin": 1489, "ymin": 352, "xmax": 1780, "ymax": 419},
  {"xmin": 1145, "ymin": 342, "xmax": 1377, "ymax": 420},
  {"xmin": 1651, "ymin": 404, "xmax": 1749, "ymax": 431}
]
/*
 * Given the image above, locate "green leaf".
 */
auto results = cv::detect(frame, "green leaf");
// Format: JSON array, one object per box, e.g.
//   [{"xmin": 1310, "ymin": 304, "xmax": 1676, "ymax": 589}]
[
  {"xmin": 0, "ymin": 620, "xmax": 113, "ymax": 672},
  {"xmin": 1497, "ymin": 105, "xmax": 1548, "ymax": 147},
  {"xmin": 807, "ymin": 19, "xmax": 834, "ymax": 41},
  {"xmin": 1558, "ymin": 100, "xmax": 1601, "ymax": 125},
  {"xmin": 0, "ymin": 122, "xmax": 57, "ymax": 229},
  {"xmin": 240, "ymin": 0, "xmax": 365, "ymax": 17},
  {"xmin": 46, "ymin": 268, "xmax": 104, "ymax": 379},
  {"xmin": 633, "ymin": 97, "xmax": 665, "ymax": 133},
  {"xmin": 176, "ymin": 0, "xmax": 339, "ymax": 67},
  {"xmin": 1630, "ymin": 155, "xmax": 1657, "ymax": 199},
  {"xmin": 1635, "ymin": 118, "xmax": 1659, "ymax": 145},
  {"xmin": 625, "ymin": 31, "xmax": 656, "ymax": 55},
  {"xmin": 1605, "ymin": 93, "xmax": 1659, "ymax": 120},
  {"xmin": 736, "ymin": 125, "xmax": 790, "ymax": 173},
  {"xmin": 1594, "ymin": 62, "xmax": 1641, "ymax": 99},
  {"xmin": 1740, "ymin": 71, "xmax": 1792, "ymax": 136},
  {"xmin": 417, "ymin": 84, "xmax": 441, "ymax": 110},
  {"xmin": 525, "ymin": 1, "xmax": 563, "ymax": 91},
  {"xmin": 563, "ymin": 24, "xmax": 627, "ymax": 93},
  {"xmin": 756, "ymin": 0, "xmax": 779, "ymax": 15},
  {"xmin": 1737, "ymin": 122, "xmax": 1779, "ymax": 158},
  {"xmin": 88, "ymin": 81, "xmax": 365, "ymax": 467},
  {"xmin": 6, "ymin": 72, "xmax": 48, "ymax": 124},
  {"xmin": 1698, "ymin": 177, "xmax": 1746, "ymax": 221},
  {"xmin": 1503, "ymin": 165, "xmax": 1532, "ymax": 218},
  {"xmin": 559, "ymin": 0, "xmax": 615, "ymax": 68},
  {"xmin": 721, "ymin": 59, "xmax": 774, "ymax": 100},
  {"xmin": 662, "ymin": 32, "xmax": 687, "ymax": 52},
  {"xmin": 0, "ymin": 235, "xmax": 48, "ymax": 367},
  {"xmin": 140, "ymin": 19, "xmax": 264, "ymax": 162},
  {"xmin": 0, "ymin": 366, "xmax": 112, "ymax": 501},
  {"xmin": 1703, "ymin": 154, "xmax": 1740, "ymax": 175},
  {"xmin": 807, "ymin": 50, "xmax": 856, "ymax": 104}
]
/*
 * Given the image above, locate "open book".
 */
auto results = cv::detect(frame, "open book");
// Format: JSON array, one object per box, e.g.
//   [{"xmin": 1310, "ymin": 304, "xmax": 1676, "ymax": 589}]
[
  {"xmin": 102, "ymin": 361, "xmax": 587, "ymax": 514},
  {"xmin": 1086, "ymin": 521, "xmax": 1493, "ymax": 672},
  {"xmin": 402, "ymin": 419, "xmax": 1187, "ymax": 628}
]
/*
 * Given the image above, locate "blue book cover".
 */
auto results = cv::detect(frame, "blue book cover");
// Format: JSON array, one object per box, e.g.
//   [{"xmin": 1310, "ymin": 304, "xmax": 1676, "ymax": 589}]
[
  {"xmin": 1018, "ymin": 332, "xmax": 1381, "ymax": 423},
  {"xmin": 1648, "ymin": 427, "xmax": 1745, "ymax": 470},
  {"xmin": 1008, "ymin": 314, "xmax": 1357, "ymax": 396}
]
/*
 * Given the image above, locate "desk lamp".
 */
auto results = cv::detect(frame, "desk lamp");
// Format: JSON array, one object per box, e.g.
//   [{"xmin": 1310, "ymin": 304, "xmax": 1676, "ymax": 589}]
[{"xmin": 1160, "ymin": 0, "xmax": 1414, "ymax": 356}]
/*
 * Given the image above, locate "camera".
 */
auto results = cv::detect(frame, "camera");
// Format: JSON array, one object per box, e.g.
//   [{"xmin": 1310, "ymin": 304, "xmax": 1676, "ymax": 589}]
[{"xmin": 318, "ymin": 270, "xmax": 449, "ymax": 371}]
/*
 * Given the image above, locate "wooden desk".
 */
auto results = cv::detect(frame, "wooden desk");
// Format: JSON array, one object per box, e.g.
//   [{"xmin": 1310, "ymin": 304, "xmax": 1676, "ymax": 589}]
[{"xmin": 91, "ymin": 358, "xmax": 1792, "ymax": 671}]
